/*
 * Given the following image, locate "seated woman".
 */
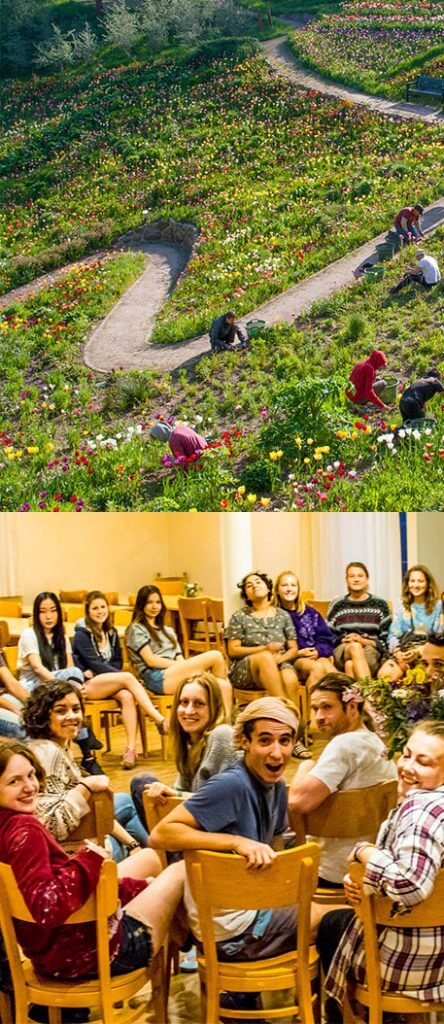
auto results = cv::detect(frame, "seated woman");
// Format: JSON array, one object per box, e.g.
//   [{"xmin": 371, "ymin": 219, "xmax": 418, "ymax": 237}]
[
  {"xmin": 22, "ymin": 681, "xmax": 148, "ymax": 861},
  {"xmin": 72, "ymin": 590, "xmax": 168, "ymax": 769},
  {"xmin": 0, "ymin": 741, "xmax": 185, "ymax": 985},
  {"xmin": 125, "ymin": 586, "xmax": 232, "ymax": 715},
  {"xmin": 225, "ymin": 572, "xmax": 299, "ymax": 704},
  {"xmin": 274, "ymin": 571, "xmax": 336, "ymax": 686},
  {"xmin": 318, "ymin": 719, "xmax": 444, "ymax": 1022},
  {"xmin": 0, "ymin": 652, "xmax": 29, "ymax": 739},
  {"xmin": 131, "ymin": 671, "xmax": 240, "ymax": 829},
  {"xmin": 378, "ymin": 565, "xmax": 441, "ymax": 683}
]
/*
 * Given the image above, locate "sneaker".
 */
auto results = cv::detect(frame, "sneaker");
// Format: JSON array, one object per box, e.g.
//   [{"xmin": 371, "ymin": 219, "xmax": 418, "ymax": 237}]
[
  {"xmin": 180, "ymin": 946, "xmax": 198, "ymax": 972},
  {"xmin": 291, "ymin": 740, "xmax": 312, "ymax": 760},
  {"xmin": 87, "ymin": 728, "xmax": 103, "ymax": 751},
  {"xmin": 121, "ymin": 749, "xmax": 137, "ymax": 770},
  {"xmin": 81, "ymin": 756, "xmax": 105, "ymax": 776}
]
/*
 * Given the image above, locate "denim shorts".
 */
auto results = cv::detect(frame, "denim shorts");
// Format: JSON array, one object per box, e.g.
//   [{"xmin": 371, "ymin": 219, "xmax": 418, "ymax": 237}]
[
  {"xmin": 111, "ymin": 914, "xmax": 152, "ymax": 975},
  {"xmin": 141, "ymin": 667, "xmax": 165, "ymax": 695}
]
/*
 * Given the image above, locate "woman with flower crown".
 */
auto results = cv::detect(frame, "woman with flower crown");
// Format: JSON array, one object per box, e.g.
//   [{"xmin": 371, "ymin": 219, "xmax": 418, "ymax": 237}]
[{"xmin": 288, "ymin": 673, "xmax": 396, "ymax": 887}]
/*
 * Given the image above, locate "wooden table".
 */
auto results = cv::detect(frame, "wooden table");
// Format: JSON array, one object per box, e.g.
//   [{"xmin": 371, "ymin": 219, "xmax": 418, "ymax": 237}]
[{"xmin": 0, "ymin": 617, "xmax": 128, "ymax": 643}]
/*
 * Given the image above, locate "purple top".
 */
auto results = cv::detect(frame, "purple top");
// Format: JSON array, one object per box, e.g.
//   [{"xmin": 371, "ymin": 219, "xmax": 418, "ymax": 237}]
[{"xmin": 286, "ymin": 604, "xmax": 335, "ymax": 658}]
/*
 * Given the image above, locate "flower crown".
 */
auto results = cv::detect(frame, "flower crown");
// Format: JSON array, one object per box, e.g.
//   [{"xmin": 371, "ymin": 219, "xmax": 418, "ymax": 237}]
[{"xmin": 342, "ymin": 685, "xmax": 364, "ymax": 704}]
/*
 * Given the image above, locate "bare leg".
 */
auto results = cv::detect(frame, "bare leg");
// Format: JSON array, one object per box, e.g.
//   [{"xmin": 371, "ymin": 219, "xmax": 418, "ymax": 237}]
[
  {"xmin": 378, "ymin": 658, "xmax": 403, "ymax": 683},
  {"xmin": 84, "ymin": 671, "xmax": 165, "ymax": 727},
  {"xmin": 310, "ymin": 901, "xmax": 345, "ymax": 942},
  {"xmin": 344, "ymin": 642, "xmax": 371, "ymax": 681},
  {"xmin": 117, "ymin": 848, "xmax": 162, "ymax": 880},
  {"xmin": 121, "ymin": 859, "xmax": 186, "ymax": 956},
  {"xmin": 163, "ymin": 651, "xmax": 232, "ymax": 715},
  {"xmin": 280, "ymin": 666, "xmax": 300, "ymax": 706},
  {"xmin": 344, "ymin": 658, "xmax": 355, "ymax": 679},
  {"xmin": 116, "ymin": 688, "xmax": 138, "ymax": 750},
  {"xmin": 296, "ymin": 657, "xmax": 337, "ymax": 688},
  {"xmin": 249, "ymin": 650, "xmax": 285, "ymax": 697}
]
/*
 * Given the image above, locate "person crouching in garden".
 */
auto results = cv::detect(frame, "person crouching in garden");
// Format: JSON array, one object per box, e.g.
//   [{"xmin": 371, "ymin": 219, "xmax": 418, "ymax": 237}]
[
  {"xmin": 390, "ymin": 249, "xmax": 441, "ymax": 295},
  {"xmin": 150, "ymin": 421, "xmax": 208, "ymax": 460},
  {"xmin": 393, "ymin": 203, "xmax": 425, "ymax": 244},
  {"xmin": 399, "ymin": 368, "xmax": 443, "ymax": 424},
  {"xmin": 209, "ymin": 311, "xmax": 247, "ymax": 352},
  {"xmin": 345, "ymin": 350, "xmax": 388, "ymax": 410}
]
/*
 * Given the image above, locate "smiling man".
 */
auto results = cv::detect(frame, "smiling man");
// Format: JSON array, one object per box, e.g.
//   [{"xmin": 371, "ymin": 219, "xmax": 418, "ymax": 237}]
[
  {"xmin": 151, "ymin": 697, "xmax": 300, "ymax": 966},
  {"xmin": 422, "ymin": 633, "xmax": 444, "ymax": 688}
]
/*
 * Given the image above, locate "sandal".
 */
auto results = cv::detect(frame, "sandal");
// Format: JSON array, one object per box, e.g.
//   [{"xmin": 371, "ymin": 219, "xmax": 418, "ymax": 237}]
[
  {"xmin": 155, "ymin": 718, "xmax": 169, "ymax": 735},
  {"xmin": 121, "ymin": 749, "xmax": 137, "ymax": 769}
]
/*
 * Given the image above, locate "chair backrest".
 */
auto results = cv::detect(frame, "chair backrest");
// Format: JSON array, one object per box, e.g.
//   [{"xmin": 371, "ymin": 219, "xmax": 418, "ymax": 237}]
[
  {"xmin": 350, "ymin": 862, "xmax": 444, "ymax": 1013},
  {"xmin": 0, "ymin": 620, "xmax": 10, "ymax": 648},
  {"xmin": 0, "ymin": 857, "xmax": 118, "ymax": 1020},
  {"xmin": 178, "ymin": 597, "xmax": 212, "ymax": 654},
  {"xmin": 113, "ymin": 607, "xmax": 132, "ymax": 627},
  {"xmin": 2, "ymin": 646, "xmax": 18, "ymax": 678},
  {"xmin": 64, "ymin": 789, "xmax": 114, "ymax": 847},
  {"xmin": 0, "ymin": 600, "xmax": 22, "ymax": 618},
  {"xmin": 206, "ymin": 598, "xmax": 225, "ymax": 653},
  {"xmin": 301, "ymin": 590, "xmax": 314, "ymax": 601},
  {"xmin": 306, "ymin": 599, "xmax": 330, "ymax": 619},
  {"xmin": 185, "ymin": 844, "xmax": 320, "ymax": 971},
  {"xmin": 155, "ymin": 574, "xmax": 189, "ymax": 596},
  {"xmin": 289, "ymin": 780, "xmax": 398, "ymax": 846},
  {"xmin": 65, "ymin": 605, "xmax": 84, "ymax": 623},
  {"xmin": 59, "ymin": 590, "xmax": 88, "ymax": 604},
  {"xmin": 143, "ymin": 793, "xmax": 184, "ymax": 868}
]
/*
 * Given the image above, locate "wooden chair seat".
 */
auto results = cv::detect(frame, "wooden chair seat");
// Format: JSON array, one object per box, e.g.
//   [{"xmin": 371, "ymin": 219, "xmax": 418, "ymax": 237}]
[
  {"xmin": 0, "ymin": 620, "xmax": 11, "ymax": 648},
  {"xmin": 1, "ymin": 645, "xmax": 18, "ymax": 677},
  {"xmin": 0, "ymin": 600, "xmax": 22, "ymax": 618}
]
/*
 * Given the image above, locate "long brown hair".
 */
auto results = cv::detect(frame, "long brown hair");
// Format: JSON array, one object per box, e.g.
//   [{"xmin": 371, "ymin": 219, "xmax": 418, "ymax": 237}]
[
  {"xmin": 85, "ymin": 590, "xmax": 112, "ymax": 645},
  {"xmin": 401, "ymin": 565, "xmax": 439, "ymax": 615},
  {"xmin": 130, "ymin": 585, "xmax": 177, "ymax": 645},
  {"xmin": 169, "ymin": 673, "xmax": 227, "ymax": 784},
  {"xmin": 273, "ymin": 571, "xmax": 304, "ymax": 614}
]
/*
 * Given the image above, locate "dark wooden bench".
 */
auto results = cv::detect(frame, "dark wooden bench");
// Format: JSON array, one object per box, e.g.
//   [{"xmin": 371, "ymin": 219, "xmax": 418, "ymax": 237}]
[{"xmin": 406, "ymin": 75, "xmax": 444, "ymax": 102}]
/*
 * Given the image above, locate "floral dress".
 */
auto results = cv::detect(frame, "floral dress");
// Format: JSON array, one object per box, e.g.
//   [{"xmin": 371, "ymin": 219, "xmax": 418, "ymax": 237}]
[{"xmin": 225, "ymin": 606, "xmax": 296, "ymax": 687}]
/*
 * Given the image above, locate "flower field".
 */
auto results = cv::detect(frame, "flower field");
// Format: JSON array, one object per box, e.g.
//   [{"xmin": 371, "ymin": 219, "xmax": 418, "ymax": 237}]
[
  {"xmin": 1, "ymin": 42, "xmax": 443, "ymax": 349},
  {"xmin": 291, "ymin": 0, "xmax": 444, "ymax": 99},
  {"xmin": 1, "ymin": 230, "xmax": 443, "ymax": 512}
]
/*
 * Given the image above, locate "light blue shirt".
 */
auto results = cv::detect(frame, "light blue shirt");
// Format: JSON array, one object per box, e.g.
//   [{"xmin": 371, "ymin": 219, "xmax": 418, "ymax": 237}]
[{"xmin": 388, "ymin": 600, "xmax": 441, "ymax": 652}]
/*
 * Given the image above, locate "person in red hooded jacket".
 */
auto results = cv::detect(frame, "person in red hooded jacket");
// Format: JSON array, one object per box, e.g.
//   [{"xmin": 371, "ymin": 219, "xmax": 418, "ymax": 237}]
[{"xmin": 345, "ymin": 350, "xmax": 388, "ymax": 410}]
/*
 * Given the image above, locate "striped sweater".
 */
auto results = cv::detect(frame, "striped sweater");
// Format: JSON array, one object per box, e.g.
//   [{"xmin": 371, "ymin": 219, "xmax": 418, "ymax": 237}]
[{"xmin": 326, "ymin": 594, "xmax": 391, "ymax": 653}]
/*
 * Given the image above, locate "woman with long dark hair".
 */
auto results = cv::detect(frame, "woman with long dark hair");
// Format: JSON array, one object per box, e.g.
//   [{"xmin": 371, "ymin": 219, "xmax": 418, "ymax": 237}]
[
  {"xmin": 378, "ymin": 565, "xmax": 441, "ymax": 683},
  {"xmin": 125, "ymin": 586, "xmax": 232, "ymax": 714},
  {"xmin": 72, "ymin": 590, "xmax": 169, "ymax": 769}
]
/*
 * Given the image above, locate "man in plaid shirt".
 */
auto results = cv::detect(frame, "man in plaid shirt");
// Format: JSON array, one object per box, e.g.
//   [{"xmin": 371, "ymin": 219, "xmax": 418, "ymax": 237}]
[{"xmin": 318, "ymin": 719, "xmax": 444, "ymax": 1021}]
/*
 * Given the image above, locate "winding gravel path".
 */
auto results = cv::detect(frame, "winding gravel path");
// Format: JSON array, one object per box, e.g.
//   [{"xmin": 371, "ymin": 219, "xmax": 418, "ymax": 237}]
[{"xmin": 2, "ymin": 39, "xmax": 443, "ymax": 373}]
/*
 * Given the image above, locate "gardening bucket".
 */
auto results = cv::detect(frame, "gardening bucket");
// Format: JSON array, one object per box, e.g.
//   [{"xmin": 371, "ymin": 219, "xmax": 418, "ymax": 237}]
[
  {"xmin": 403, "ymin": 417, "xmax": 437, "ymax": 431},
  {"xmin": 378, "ymin": 374, "xmax": 400, "ymax": 404},
  {"xmin": 364, "ymin": 265, "xmax": 385, "ymax": 283},
  {"xmin": 246, "ymin": 319, "xmax": 266, "ymax": 338},
  {"xmin": 386, "ymin": 230, "xmax": 403, "ymax": 252},
  {"xmin": 376, "ymin": 241, "xmax": 395, "ymax": 262}
]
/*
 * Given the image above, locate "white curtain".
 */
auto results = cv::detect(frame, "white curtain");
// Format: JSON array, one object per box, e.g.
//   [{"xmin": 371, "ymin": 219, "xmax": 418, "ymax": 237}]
[
  {"xmin": 0, "ymin": 513, "xmax": 20, "ymax": 596},
  {"xmin": 307, "ymin": 512, "xmax": 402, "ymax": 607}
]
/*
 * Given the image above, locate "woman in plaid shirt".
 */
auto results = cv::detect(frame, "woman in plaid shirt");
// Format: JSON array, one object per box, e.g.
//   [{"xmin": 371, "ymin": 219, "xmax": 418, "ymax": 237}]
[{"xmin": 320, "ymin": 719, "xmax": 444, "ymax": 1018}]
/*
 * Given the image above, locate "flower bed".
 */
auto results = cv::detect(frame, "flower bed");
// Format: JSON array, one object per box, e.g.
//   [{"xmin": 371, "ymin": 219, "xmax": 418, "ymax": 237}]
[
  {"xmin": 1, "ymin": 45, "xmax": 443, "ymax": 348},
  {"xmin": 290, "ymin": 0, "xmax": 444, "ymax": 99}
]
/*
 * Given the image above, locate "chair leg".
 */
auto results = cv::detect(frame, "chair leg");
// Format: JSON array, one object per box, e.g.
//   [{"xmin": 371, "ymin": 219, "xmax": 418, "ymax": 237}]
[
  {"xmin": 151, "ymin": 949, "xmax": 167, "ymax": 1024},
  {"xmin": 48, "ymin": 1008, "xmax": 62, "ymax": 1024},
  {"xmin": 0, "ymin": 991, "xmax": 13, "ymax": 1024},
  {"xmin": 104, "ymin": 714, "xmax": 112, "ymax": 753},
  {"xmin": 137, "ymin": 708, "xmax": 148, "ymax": 757}
]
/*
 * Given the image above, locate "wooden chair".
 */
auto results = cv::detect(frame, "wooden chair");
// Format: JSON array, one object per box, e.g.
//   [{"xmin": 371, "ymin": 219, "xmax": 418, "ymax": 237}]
[
  {"xmin": 150, "ymin": 695, "xmax": 173, "ymax": 761},
  {"xmin": 178, "ymin": 597, "xmax": 213, "ymax": 657},
  {"xmin": 113, "ymin": 608, "xmax": 132, "ymax": 627},
  {"xmin": 155, "ymin": 574, "xmax": 188, "ymax": 596},
  {"xmin": 185, "ymin": 844, "xmax": 321, "ymax": 1024},
  {"xmin": 59, "ymin": 590, "xmax": 87, "ymax": 605},
  {"xmin": 301, "ymin": 590, "xmax": 315, "ymax": 601},
  {"xmin": 0, "ymin": 620, "xmax": 10, "ymax": 649},
  {"xmin": 65, "ymin": 606, "xmax": 84, "ymax": 624},
  {"xmin": 345, "ymin": 863, "xmax": 444, "ymax": 1024},
  {"xmin": 306, "ymin": 599, "xmax": 330, "ymax": 619},
  {"xmin": 0, "ymin": 858, "xmax": 167, "ymax": 1024},
  {"xmin": 143, "ymin": 793, "xmax": 184, "ymax": 870},
  {"xmin": 84, "ymin": 698, "xmax": 148, "ymax": 759},
  {"xmin": 233, "ymin": 687, "xmax": 266, "ymax": 708},
  {"xmin": 62, "ymin": 790, "xmax": 115, "ymax": 854},
  {"xmin": 289, "ymin": 780, "xmax": 398, "ymax": 903},
  {"xmin": 0, "ymin": 600, "xmax": 22, "ymax": 618},
  {"xmin": 1, "ymin": 646, "xmax": 18, "ymax": 678},
  {"xmin": 206, "ymin": 598, "xmax": 226, "ymax": 656}
]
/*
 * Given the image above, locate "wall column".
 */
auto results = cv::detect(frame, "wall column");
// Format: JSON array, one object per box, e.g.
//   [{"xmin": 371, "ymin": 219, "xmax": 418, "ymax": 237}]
[{"xmin": 220, "ymin": 513, "xmax": 253, "ymax": 618}]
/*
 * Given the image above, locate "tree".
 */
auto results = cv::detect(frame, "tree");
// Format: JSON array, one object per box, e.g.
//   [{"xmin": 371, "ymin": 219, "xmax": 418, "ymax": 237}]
[{"xmin": 102, "ymin": 0, "xmax": 140, "ymax": 53}]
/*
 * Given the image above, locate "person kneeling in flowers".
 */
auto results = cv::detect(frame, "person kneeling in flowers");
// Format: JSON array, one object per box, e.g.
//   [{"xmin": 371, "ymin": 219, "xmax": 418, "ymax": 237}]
[
  {"xmin": 209, "ymin": 310, "xmax": 247, "ymax": 352},
  {"xmin": 345, "ymin": 350, "xmax": 389, "ymax": 410},
  {"xmin": 150, "ymin": 421, "xmax": 208, "ymax": 460}
]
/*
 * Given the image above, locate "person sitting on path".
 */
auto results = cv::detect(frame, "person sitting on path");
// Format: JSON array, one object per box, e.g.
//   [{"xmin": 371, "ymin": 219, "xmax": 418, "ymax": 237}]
[
  {"xmin": 378, "ymin": 565, "xmax": 442, "ymax": 683},
  {"xmin": 390, "ymin": 249, "xmax": 441, "ymax": 294},
  {"xmin": 125, "ymin": 585, "xmax": 232, "ymax": 715},
  {"xmin": 150, "ymin": 421, "xmax": 208, "ymax": 461},
  {"xmin": 0, "ymin": 741, "xmax": 185, "ymax": 987},
  {"xmin": 393, "ymin": 203, "xmax": 425, "ymax": 244},
  {"xmin": 72, "ymin": 589, "xmax": 168, "ymax": 770},
  {"xmin": 345, "ymin": 350, "xmax": 389, "ymax": 410},
  {"xmin": 225, "ymin": 572, "xmax": 299, "ymax": 707},
  {"xmin": 209, "ymin": 310, "xmax": 247, "ymax": 352},
  {"xmin": 327, "ymin": 563, "xmax": 391, "ymax": 680},
  {"xmin": 273, "ymin": 571, "xmax": 336, "ymax": 687},
  {"xmin": 399, "ymin": 367, "xmax": 443, "ymax": 424},
  {"xmin": 288, "ymin": 674, "xmax": 396, "ymax": 888},
  {"xmin": 23, "ymin": 680, "xmax": 148, "ymax": 862},
  {"xmin": 130, "ymin": 672, "xmax": 239, "ymax": 832},
  {"xmin": 150, "ymin": 696, "xmax": 337, "ymax": 1019},
  {"xmin": 318, "ymin": 719, "xmax": 444, "ymax": 1023}
]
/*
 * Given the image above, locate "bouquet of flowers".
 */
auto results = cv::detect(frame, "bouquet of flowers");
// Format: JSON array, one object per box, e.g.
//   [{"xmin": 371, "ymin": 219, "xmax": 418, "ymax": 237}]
[{"xmin": 361, "ymin": 664, "xmax": 444, "ymax": 758}]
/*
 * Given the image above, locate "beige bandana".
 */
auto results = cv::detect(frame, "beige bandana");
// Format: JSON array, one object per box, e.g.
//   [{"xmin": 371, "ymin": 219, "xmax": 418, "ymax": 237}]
[{"xmin": 233, "ymin": 697, "xmax": 299, "ymax": 748}]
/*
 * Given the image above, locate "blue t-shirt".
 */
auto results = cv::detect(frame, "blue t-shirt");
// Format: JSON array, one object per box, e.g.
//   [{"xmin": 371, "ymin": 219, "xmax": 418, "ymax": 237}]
[{"xmin": 183, "ymin": 759, "xmax": 288, "ymax": 942}]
